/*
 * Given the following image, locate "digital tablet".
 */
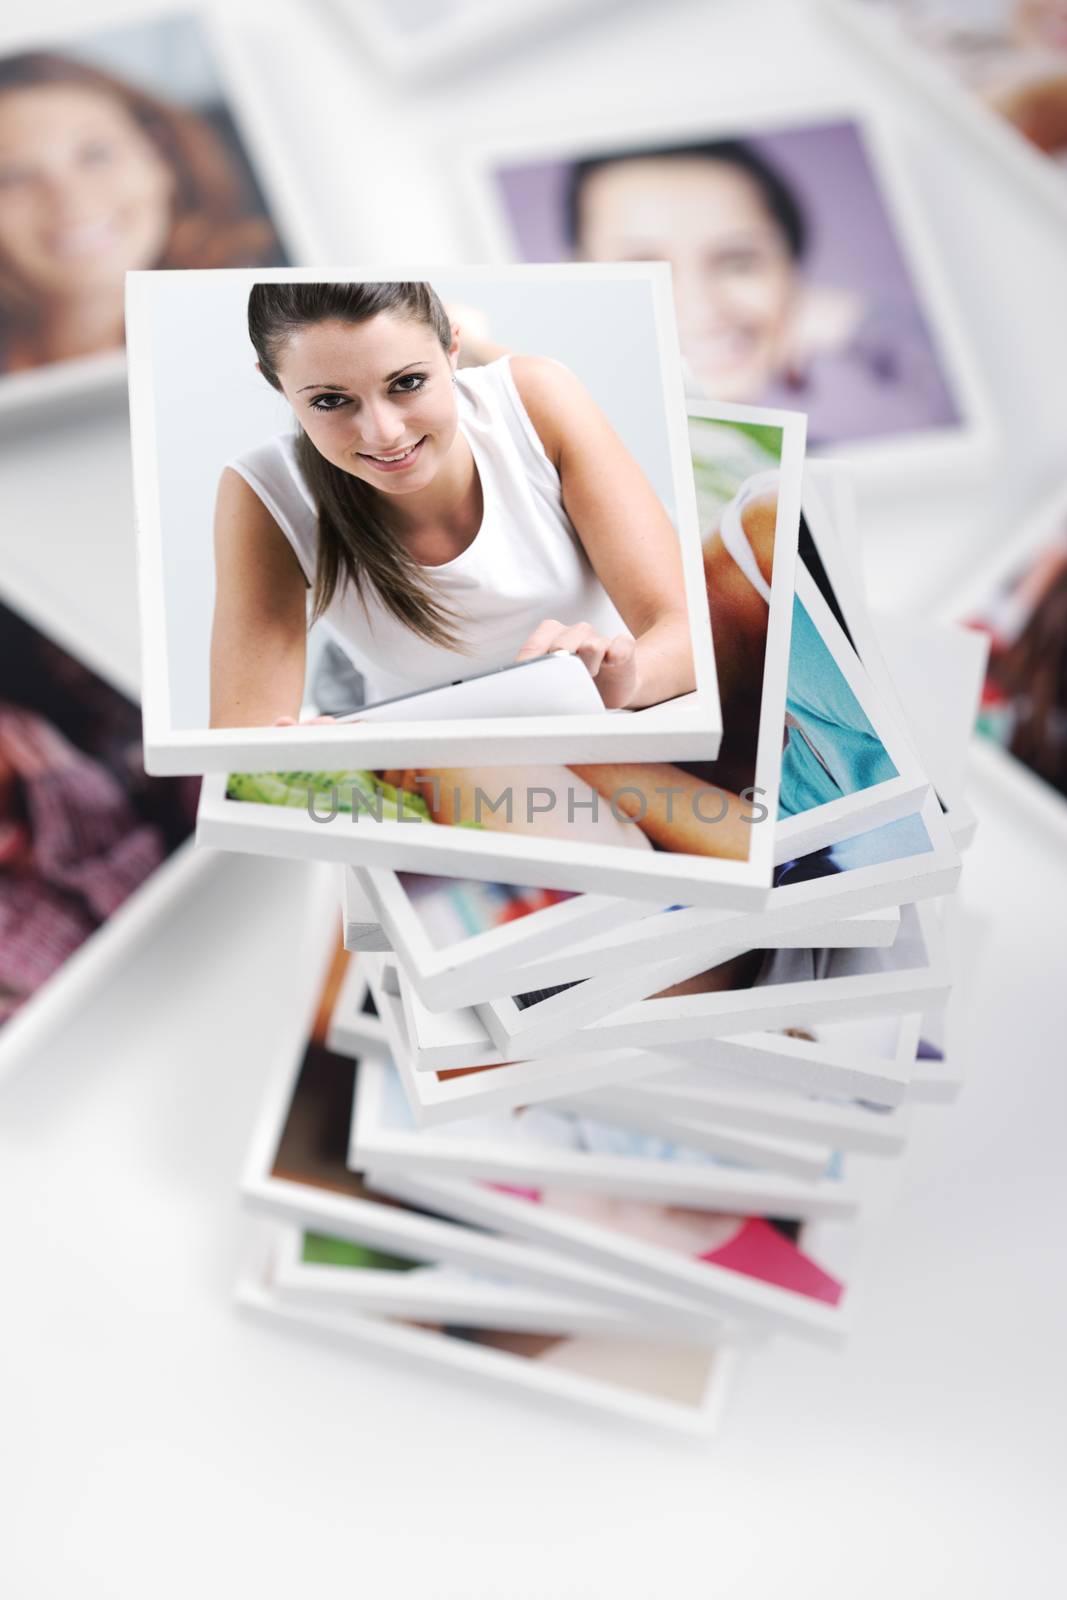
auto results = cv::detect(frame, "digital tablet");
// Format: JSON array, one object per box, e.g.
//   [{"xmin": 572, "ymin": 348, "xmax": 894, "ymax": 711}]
[{"xmin": 331, "ymin": 651, "xmax": 607, "ymax": 724}]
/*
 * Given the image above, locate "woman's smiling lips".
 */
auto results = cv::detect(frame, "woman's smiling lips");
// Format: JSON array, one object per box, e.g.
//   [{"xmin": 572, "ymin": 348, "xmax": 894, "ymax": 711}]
[
  {"xmin": 46, "ymin": 215, "xmax": 126, "ymax": 260},
  {"xmin": 357, "ymin": 436, "xmax": 426, "ymax": 472}
]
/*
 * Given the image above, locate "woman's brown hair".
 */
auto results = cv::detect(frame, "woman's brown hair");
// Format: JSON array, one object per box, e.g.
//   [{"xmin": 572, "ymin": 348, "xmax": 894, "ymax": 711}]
[
  {"xmin": 248, "ymin": 280, "xmax": 467, "ymax": 651},
  {"xmin": 0, "ymin": 51, "xmax": 285, "ymax": 358}
]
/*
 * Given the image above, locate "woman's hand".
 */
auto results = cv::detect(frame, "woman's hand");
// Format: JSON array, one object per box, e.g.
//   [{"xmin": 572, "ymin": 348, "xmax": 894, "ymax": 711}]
[
  {"xmin": 507, "ymin": 358, "xmax": 697, "ymax": 710},
  {"xmin": 271, "ymin": 714, "xmax": 337, "ymax": 727},
  {"xmin": 516, "ymin": 619, "xmax": 638, "ymax": 709}
]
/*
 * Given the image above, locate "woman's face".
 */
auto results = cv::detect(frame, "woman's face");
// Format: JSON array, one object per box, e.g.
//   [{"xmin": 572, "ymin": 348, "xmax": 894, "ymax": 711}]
[
  {"xmin": 575, "ymin": 156, "xmax": 798, "ymax": 402},
  {"xmin": 0, "ymin": 85, "xmax": 174, "ymax": 300},
  {"xmin": 272, "ymin": 313, "xmax": 460, "ymax": 496},
  {"xmin": 1015, "ymin": 2, "xmax": 1067, "ymax": 52}
]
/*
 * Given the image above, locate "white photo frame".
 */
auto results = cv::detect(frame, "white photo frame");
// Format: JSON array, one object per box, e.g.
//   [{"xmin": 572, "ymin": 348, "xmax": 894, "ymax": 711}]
[
  {"xmin": 801, "ymin": 464, "xmax": 989, "ymax": 849},
  {"xmin": 327, "ymin": 0, "xmax": 628, "ymax": 85},
  {"xmin": 936, "ymin": 477, "xmax": 1067, "ymax": 840},
  {"xmin": 349, "ymin": 865, "xmax": 662, "ymax": 1009},
  {"xmin": 337, "ymin": 866, "xmax": 389, "ymax": 950},
  {"xmin": 195, "ymin": 394, "xmax": 809, "ymax": 908},
  {"xmin": 364, "ymin": 1167, "xmax": 856, "ymax": 1345},
  {"xmin": 0, "ymin": 567, "xmax": 212, "ymax": 1080},
  {"xmin": 236, "ymin": 1231, "xmax": 739, "ymax": 1438},
  {"xmin": 474, "ymin": 900, "xmax": 948, "ymax": 1061},
  {"xmin": 332, "ymin": 803, "xmax": 958, "ymax": 1124},
  {"xmin": 904, "ymin": 902, "xmax": 988, "ymax": 1105},
  {"xmin": 451, "ymin": 922, "xmax": 857, "ymax": 1062},
  {"xmin": 128, "ymin": 263, "xmax": 727, "ymax": 776},
  {"xmin": 269, "ymin": 1222, "xmax": 672, "ymax": 1338},
  {"xmin": 635, "ymin": 899, "xmax": 979, "ymax": 1107},
  {"xmin": 461, "ymin": 96, "xmax": 997, "ymax": 478},
  {"xmin": 873, "ymin": 611, "xmax": 988, "ymax": 850},
  {"xmin": 244, "ymin": 930, "xmax": 758, "ymax": 1337},
  {"xmin": 454, "ymin": 790, "xmax": 960, "ymax": 1001},
  {"xmin": 821, "ymin": 0, "xmax": 1067, "ymax": 225},
  {"xmin": 0, "ymin": 8, "xmax": 326, "ymax": 423},
  {"xmin": 633, "ymin": 1017, "xmax": 927, "ymax": 1120},
  {"xmin": 343, "ymin": 954, "xmax": 695, "ymax": 1128},
  {"xmin": 351, "ymin": 1054, "xmax": 839, "ymax": 1197},
  {"xmin": 415, "ymin": 905, "xmax": 902, "ymax": 1014},
  {"xmin": 574, "ymin": 1017, "xmax": 922, "ymax": 1155}
]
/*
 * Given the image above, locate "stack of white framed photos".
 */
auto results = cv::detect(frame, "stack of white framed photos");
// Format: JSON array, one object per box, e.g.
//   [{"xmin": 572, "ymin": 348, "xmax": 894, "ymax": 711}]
[{"xmin": 118, "ymin": 253, "xmax": 991, "ymax": 1433}]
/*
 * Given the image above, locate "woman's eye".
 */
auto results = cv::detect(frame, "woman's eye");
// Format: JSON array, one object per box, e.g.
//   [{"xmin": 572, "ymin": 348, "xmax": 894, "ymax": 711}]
[
  {"xmin": 309, "ymin": 393, "xmax": 350, "ymax": 412},
  {"xmin": 0, "ymin": 165, "xmax": 33, "ymax": 189},
  {"xmin": 714, "ymin": 250, "xmax": 770, "ymax": 276},
  {"xmin": 390, "ymin": 373, "xmax": 427, "ymax": 393},
  {"xmin": 79, "ymin": 140, "xmax": 117, "ymax": 168}
]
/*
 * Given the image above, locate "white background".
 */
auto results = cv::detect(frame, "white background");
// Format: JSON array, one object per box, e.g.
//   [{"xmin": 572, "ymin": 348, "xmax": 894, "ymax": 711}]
[{"xmin": 1, "ymin": 0, "xmax": 1065, "ymax": 1595}]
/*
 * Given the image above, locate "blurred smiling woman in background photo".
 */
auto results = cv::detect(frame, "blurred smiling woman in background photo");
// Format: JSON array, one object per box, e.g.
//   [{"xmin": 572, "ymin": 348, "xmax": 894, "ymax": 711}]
[
  {"xmin": 0, "ymin": 43, "xmax": 284, "ymax": 376},
  {"xmin": 563, "ymin": 133, "xmax": 958, "ymax": 445}
]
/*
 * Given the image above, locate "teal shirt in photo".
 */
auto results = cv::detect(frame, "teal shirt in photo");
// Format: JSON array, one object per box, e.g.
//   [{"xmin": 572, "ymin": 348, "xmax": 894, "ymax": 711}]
[{"xmin": 778, "ymin": 597, "xmax": 897, "ymax": 819}]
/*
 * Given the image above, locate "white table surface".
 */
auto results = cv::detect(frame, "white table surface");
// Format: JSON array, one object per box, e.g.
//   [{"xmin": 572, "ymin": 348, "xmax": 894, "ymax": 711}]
[{"xmin": 1, "ymin": 1, "xmax": 1066, "ymax": 1594}]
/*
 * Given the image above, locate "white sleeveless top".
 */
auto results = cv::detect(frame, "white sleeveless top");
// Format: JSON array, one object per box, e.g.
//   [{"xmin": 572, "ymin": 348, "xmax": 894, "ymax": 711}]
[{"xmin": 227, "ymin": 356, "xmax": 628, "ymax": 703}]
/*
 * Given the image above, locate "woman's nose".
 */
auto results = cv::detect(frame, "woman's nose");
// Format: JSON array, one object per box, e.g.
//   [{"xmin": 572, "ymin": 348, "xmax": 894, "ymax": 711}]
[
  {"xmin": 357, "ymin": 400, "xmax": 406, "ymax": 450},
  {"xmin": 674, "ymin": 258, "xmax": 731, "ymax": 337},
  {"xmin": 26, "ymin": 163, "xmax": 98, "ymax": 222}
]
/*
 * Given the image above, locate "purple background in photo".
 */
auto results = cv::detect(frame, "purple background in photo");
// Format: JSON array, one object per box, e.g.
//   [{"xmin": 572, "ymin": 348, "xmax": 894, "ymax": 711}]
[{"xmin": 490, "ymin": 119, "xmax": 961, "ymax": 444}]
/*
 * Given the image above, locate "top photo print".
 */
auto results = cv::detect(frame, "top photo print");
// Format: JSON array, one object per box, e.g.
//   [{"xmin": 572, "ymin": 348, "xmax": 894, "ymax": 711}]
[{"xmin": 126, "ymin": 265, "xmax": 741, "ymax": 776}]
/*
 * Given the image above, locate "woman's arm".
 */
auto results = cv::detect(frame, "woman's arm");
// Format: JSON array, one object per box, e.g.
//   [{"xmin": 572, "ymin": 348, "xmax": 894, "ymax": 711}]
[
  {"xmin": 509, "ymin": 356, "xmax": 696, "ymax": 710},
  {"xmin": 569, "ymin": 762, "xmax": 758, "ymax": 861},
  {"xmin": 210, "ymin": 468, "xmax": 310, "ymax": 728}
]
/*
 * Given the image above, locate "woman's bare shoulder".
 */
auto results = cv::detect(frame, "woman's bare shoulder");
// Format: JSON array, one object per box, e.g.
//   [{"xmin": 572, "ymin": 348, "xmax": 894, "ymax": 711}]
[
  {"xmin": 214, "ymin": 466, "xmax": 306, "ymax": 586},
  {"xmin": 216, "ymin": 465, "xmax": 278, "ymax": 527},
  {"xmin": 507, "ymin": 355, "xmax": 590, "ymax": 461},
  {"xmin": 508, "ymin": 353, "xmax": 580, "ymax": 406}
]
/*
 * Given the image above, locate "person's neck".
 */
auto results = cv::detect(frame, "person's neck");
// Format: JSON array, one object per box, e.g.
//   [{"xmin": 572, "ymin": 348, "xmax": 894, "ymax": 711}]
[
  {"xmin": 28, "ymin": 288, "xmax": 126, "ymax": 365},
  {"xmin": 386, "ymin": 428, "xmax": 480, "ymax": 544}
]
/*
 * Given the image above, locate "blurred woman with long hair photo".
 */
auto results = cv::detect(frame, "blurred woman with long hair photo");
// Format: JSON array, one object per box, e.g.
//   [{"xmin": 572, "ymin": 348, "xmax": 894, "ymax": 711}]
[{"xmin": 0, "ymin": 38, "xmax": 286, "ymax": 376}]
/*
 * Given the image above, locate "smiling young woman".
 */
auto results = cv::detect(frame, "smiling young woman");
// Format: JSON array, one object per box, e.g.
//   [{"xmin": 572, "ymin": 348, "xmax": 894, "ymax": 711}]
[
  {"xmin": 0, "ymin": 51, "xmax": 283, "ymax": 375},
  {"xmin": 208, "ymin": 280, "xmax": 697, "ymax": 728}
]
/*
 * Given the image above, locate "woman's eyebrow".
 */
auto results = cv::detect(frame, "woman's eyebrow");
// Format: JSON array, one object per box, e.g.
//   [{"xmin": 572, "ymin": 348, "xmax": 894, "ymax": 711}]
[{"xmin": 296, "ymin": 361, "xmax": 425, "ymax": 394}]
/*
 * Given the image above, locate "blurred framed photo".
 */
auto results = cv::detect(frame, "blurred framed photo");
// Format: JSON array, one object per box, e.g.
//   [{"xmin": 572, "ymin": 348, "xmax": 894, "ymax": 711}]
[
  {"xmin": 352, "ymin": 1052, "xmax": 839, "ymax": 1193},
  {"xmin": 364, "ymin": 1162, "xmax": 854, "ymax": 1345},
  {"xmin": 349, "ymin": 866, "xmax": 656, "ymax": 1011},
  {"xmin": 941, "ymin": 477, "xmax": 1067, "ymax": 833},
  {"xmin": 268, "ymin": 1221, "xmax": 659, "ymax": 1338},
  {"xmin": 0, "ymin": 567, "xmax": 206, "ymax": 1077},
  {"xmin": 344, "ymin": 952, "xmax": 690, "ymax": 1126},
  {"xmin": 463, "ymin": 98, "xmax": 996, "ymax": 476},
  {"xmin": 0, "ymin": 8, "xmax": 319, "ymax": 419},
  {"xmin": 351, "ymin": 859, "xmax": 900, "ymax": 1013},
  {"xmin": 824, "ymin": 0, "xmax": 1067, "ymax": 221},
  {"xmin": 237, "ymin": 1227, "xmax": 738, "ymax": 1436},
  {"xmin": 583, "ymin": 1016, "xmax": 921, "ymax": 1153},
  {"xmin": 433, "ymin": 902, "xmax": 950, "ymax": 1063},
  {"xmin": 242, "ymin": 917, "xmax": 734, "ymax": 1339}
]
